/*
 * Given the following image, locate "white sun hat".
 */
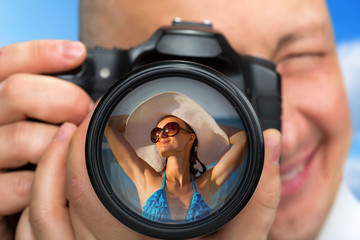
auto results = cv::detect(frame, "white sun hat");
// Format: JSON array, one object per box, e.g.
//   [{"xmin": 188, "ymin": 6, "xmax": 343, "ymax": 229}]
[{"xmin": 124, "ymin": 91, "xmax": 229, "ymax": 172}]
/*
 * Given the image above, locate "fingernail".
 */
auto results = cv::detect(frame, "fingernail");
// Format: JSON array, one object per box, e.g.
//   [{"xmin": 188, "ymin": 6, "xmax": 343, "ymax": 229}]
[
  {"xmin": 271, "ymin": 139, "xmax": 281, "ymax": 166},
  {"xmin": 59, "ymin": 41, "xmax": 85, "ymax": 59},
  {"xmin": 54, "ymin": 123, "xmax": 73, "ymax": 141}
]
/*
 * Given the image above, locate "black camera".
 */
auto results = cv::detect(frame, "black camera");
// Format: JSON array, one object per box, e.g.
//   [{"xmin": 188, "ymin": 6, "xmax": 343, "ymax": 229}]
[
  {"xmin": 58, "ymin": 20, "xmax": 281, "ymax": 239},
  {"xmin": 59, "ymin": 19, "xmax": 280, "ymax": 130}
]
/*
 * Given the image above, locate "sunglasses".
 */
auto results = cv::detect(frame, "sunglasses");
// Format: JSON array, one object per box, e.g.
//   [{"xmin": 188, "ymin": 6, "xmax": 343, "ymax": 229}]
[{"xmin": 150, "ymin": 122, "xmax": 193, "ymax": 143}]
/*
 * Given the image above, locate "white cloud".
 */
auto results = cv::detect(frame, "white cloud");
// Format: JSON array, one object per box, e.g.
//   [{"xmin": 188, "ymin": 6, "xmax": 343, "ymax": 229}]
[
  {"xmin": 338, "ymin": 40, "xmax": 360, "ymax": 134},
  {"xmin": 338, "ymin": 40, "xmax": 360, "ymax": 201},
  {"xmin": 345, "ymin": 157, "xmax": 360, "ymax": 200}
]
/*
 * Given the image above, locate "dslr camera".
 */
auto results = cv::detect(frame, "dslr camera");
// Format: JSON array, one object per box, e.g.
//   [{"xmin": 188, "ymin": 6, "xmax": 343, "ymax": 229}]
[
  {"xmin": 58, "ymin": 19, "xmax": 281, "ymax": 239},
  {"xmin": 59, "ymin": 19, "xmax": 280, "ymax": 130}
]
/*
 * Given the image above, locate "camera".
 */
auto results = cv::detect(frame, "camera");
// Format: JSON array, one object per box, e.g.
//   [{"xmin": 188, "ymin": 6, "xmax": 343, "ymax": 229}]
[
  {"xmin": 59, "ymin": 19, "xmax": 280, "ymax": 130},
  {"xmin": 58, "ymin": 19, "xmax": 281, "ymax": 239}
]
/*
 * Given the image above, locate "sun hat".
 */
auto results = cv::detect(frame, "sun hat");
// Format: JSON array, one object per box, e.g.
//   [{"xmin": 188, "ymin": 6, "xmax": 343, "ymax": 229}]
[{"xmin": 124, "ymin": 91, "xmax": 229, "ymax": 172}]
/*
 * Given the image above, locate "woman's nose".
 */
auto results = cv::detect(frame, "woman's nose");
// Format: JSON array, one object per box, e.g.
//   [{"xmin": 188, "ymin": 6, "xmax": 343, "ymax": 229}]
[{"xmin": 158, "ymin": 130, "xmax": 168, "ymax": 140}]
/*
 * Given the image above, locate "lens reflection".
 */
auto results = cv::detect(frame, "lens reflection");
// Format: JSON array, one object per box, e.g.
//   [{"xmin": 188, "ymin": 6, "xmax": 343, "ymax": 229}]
[{"xmin": 102, "ymin": 77, "xmax": 248, "ymax": 224}]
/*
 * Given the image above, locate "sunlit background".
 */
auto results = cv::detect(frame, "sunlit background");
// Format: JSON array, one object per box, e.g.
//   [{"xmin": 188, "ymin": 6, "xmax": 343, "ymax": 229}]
[{"xmin": 0, "ymin": 0, "xmax": 359, "ymax": 200}]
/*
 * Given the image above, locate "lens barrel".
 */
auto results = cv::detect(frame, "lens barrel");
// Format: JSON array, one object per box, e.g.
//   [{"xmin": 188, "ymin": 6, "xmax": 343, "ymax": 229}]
[{"xmin": 86, "ymin": 61, "xmax": 264, "ymax": 239}]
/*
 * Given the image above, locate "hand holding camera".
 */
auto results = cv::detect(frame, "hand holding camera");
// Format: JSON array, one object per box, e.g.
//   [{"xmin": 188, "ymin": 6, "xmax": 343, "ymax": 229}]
[
  {"xmin": 55, "ymin": 20, "xmax": 281, "ymax": 238},
  {"xmin": 15, "ymin": 108, "xmax": 281, "ymax": 240},
  {"xmin": 0, "ymin": 40, "xmax": 92, "ymax": 239},
  {"xmin": 3, "ymin": 21, "xmax": 282, "ymax": 239}
]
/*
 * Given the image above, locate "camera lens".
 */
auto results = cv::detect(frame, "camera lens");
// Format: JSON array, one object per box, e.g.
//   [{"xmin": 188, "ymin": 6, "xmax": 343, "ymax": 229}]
[{"xmin": 86, "ymin": 61, "xmax": 264, "ymax": 239}]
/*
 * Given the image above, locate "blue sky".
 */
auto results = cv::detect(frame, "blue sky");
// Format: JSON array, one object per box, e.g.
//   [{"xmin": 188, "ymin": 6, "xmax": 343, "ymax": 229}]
[{"xmin": 0, "ymin": 1, "xmax": 360, "ymax": 199}]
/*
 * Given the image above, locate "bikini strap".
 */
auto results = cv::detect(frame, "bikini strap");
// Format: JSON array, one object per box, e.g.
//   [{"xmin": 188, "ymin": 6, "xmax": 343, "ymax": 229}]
[
  {"xmin": 190, "ymin": 174, "xmax": 197, "ymax": 193},
  {"xmin": 161, "ymin": 171, "xmax": 166, "ymax": 189}
]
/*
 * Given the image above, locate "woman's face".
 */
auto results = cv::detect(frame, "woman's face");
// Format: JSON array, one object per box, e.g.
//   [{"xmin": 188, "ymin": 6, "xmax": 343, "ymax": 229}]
[{"xmin": 155, "ymin": 116, "xmax": 195, "ymax": 158}]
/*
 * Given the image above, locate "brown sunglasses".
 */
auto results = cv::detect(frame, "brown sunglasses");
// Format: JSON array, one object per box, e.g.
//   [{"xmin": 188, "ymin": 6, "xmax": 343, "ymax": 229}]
[{"xmin": 150, "ymin": 122, "xmax": 192, "ymax": 143}]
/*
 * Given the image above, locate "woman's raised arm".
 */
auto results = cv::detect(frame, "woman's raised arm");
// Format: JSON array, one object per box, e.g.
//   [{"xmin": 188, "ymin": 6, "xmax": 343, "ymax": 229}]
[
  {"xmin": 200, "ymin": 125, "xmax": 248, "ymax": 199},
  {"xmin": 104, "ymin": 115, "xmax": 156, "ymax": 185}
]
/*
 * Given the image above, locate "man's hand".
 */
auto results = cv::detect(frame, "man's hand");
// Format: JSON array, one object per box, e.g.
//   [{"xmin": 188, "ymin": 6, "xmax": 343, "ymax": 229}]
[
  {"xmin": 15, "ymin": 106, "xmax": 281, "ymax": 240},
  {"xmin": 0, "ymin": 40, "xmax": 93, "ymax": 239}
]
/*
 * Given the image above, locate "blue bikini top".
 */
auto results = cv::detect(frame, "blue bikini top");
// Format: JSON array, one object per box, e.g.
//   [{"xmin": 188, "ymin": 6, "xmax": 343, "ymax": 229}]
[{"xmin": 142, "ymin": 171, "xmax": 211, "ymax": 223}]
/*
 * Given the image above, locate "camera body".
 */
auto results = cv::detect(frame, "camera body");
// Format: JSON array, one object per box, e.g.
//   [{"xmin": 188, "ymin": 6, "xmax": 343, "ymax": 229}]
[{"xmin": 58, "ymin": 20, "xmax": 281, "ymax": 130}]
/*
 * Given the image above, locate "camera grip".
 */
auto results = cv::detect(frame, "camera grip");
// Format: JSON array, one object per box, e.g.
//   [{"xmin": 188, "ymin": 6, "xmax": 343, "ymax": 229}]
[{"xmin": 243, "ymin": 56, "xmax": 282, "ymax": 131}]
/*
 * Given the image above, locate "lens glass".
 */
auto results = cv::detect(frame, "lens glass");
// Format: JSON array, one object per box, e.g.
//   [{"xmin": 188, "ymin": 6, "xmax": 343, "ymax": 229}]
[
  {"xmin": 87, "ymin": 62, "xmax": 264, "ymax": 239},
  {"xmin": 101, "ymin": 76, "xmax": 248, "ymax": 223}
]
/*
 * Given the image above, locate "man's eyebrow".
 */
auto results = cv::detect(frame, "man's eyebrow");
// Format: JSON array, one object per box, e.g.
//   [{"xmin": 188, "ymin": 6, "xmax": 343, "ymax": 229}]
[{"xmin": 273, "ymin": 22, "xmax": 331, "ymax": 55}]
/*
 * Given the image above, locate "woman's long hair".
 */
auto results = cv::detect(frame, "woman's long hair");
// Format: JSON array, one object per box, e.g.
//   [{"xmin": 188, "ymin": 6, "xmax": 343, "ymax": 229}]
[
  {"xmin": 189, "ymin": 138, "xmax": 207, "ymax": 175},
  {"xmin": 183, "ymin": 122, "xmax": 207, "ymax": 175}
]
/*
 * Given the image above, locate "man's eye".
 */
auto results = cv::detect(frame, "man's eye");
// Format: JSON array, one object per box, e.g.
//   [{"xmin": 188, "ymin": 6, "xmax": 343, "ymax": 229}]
[{"xmin": 276, "ymin": 53, "xmax": 324, "ymax": 77}]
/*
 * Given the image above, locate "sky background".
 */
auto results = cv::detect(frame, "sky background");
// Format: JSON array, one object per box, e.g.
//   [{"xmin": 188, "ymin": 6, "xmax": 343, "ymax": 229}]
[{"xmin": 0, "ymin": 1, "xmax": 359, "ymax": 199}]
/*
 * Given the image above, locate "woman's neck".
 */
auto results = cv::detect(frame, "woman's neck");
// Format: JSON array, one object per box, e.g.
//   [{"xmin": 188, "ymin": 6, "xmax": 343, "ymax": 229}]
[{"xmin": 165, "ymin": 155, "xmax": 191, "ymax": 187}]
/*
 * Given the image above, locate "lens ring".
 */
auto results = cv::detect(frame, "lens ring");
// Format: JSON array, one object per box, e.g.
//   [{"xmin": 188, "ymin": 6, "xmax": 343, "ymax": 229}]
[{"xmin": 86, "ymin": 60, "xmax": 264, "ymax": 239}]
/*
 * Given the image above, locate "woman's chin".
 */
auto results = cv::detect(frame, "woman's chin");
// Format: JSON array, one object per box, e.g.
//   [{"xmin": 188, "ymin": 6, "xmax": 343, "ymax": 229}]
[
  {"xmin": 159, "ymin": 149, "xmax": 170, "ymax": 158},
  {"xmin": 158, "ymin": 144, "xmax": 176, "ymax": 156}
]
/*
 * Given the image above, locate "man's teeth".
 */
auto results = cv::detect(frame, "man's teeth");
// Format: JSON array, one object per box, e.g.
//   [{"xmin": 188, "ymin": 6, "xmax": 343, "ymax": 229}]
[{"xmin": 281, "ymin": 164, "xmax": 305, "ymax": 182}]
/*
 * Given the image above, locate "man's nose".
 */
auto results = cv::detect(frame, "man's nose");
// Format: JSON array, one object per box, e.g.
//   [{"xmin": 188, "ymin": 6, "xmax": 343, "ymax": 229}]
[{"xmin": 280, "ymin": 102, "xmax": 308, "ymax": 159}]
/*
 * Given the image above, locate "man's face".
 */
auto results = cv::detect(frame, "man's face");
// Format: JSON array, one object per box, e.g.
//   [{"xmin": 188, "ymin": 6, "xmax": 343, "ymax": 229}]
[{"xmin": 82, "ymin": 0, "xmax": 352, "ymax": 239}]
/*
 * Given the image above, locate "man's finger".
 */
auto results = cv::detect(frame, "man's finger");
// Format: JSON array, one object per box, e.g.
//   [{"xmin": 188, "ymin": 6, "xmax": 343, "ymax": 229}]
[
  {"xmin": 0, "ymin": 121, "xmax": 58, "ymax": 168},
  {"xmin": 29, "ymin": 123, "xmax": 76, "ymax": 240},
  {"xmin": 0, "ymin": 40, "xmax": 86, "ymax": 80},
  {"xmin": 15, "ymin": 207, "xmax": 36, "ymax": 240},
  {"xmin": 0, "ymin": 171, "xmax": 34, "ymax": 215},
  {"xmin": 0, "ymin": 74, "xmax": 93, "ymax": 125},
  {"xmin": 217, "ymin": 129, "xmax": 281, "ymax": 240}
]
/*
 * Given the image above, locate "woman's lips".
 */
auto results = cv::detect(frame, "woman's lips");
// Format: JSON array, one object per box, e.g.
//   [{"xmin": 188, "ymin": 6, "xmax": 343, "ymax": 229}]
[
  {"xmin": 280, "ymin": 145, "xmax": 318, "ymax": 197},
  {"xmin": 159, "ymin": 139, "xmax": 170, "ymax": 145}
]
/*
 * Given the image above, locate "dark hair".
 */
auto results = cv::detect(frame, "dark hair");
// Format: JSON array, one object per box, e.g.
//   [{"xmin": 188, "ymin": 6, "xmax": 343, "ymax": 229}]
[
  {"xmin": 189, "ymin": 138, "xmax": 207, "ymax": 175},
  {"xmin": 182, "ymin": 122, "xmax": 207, "ymax": 175}
]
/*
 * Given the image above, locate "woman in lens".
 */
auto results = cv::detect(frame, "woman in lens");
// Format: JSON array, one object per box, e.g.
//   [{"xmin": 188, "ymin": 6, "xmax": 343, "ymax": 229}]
[{"xmin": 104, "ymin": 91, "xmax": 247, "ymax": 222}]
